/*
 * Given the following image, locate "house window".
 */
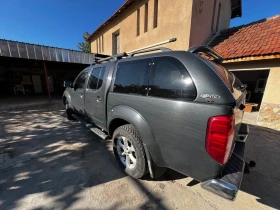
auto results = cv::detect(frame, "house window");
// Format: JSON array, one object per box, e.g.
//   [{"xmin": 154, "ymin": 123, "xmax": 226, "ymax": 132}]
[
  {"xmin": 144, "ymin": 3, "xmax": 148, "ymax": 33},
  {"xmin": 211, "ymin": 0, "xmax": 217, "ymax": 32},
  {"xmin": 153, "ymin": 0, "xmax": 158, "ymax": 28},
  {"xmin": 216, "ymin": 3, "xmax": 221, "ymax": 31},
  {"xmin": 137, "ymin": 9, "xmax": 140, "ymax": 36},
  {"xmin": 99, "ymin": 37, "xmax": 101, "ymax": 53},
  {"xmin": 112, "ymin": 30, "xmax": 120, "ymax": 55},
  {"xmin": 96, "ymin": 39, "xmax": 99, "ymax": 53},
  {"xmin": 102, "ymin": 35, "xmax": 104, "ymax": 52}
]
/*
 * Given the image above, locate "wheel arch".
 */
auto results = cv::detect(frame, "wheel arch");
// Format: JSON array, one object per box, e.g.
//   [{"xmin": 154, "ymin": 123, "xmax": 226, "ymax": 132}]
[
  {"xmin": 62, "ymin": 90, "xmax": 72, "ymax": 106},
  {"xmin": 108, "ymin": 105, "xmax": 165, "ymax": 167},
  {"xmin": 62, "ymin": 95, "xmax": 67, "ymax": 105}
]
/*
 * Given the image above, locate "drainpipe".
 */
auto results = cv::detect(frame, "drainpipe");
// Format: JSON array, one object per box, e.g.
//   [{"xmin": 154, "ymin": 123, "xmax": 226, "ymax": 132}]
[{"xmin": 43, "ymin": 61, "xmax": 51, "ymax": 102}]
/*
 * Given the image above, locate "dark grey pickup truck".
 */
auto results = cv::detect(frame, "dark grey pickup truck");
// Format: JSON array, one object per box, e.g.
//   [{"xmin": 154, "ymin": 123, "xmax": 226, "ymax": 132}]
[{"xmin": 63, "ymin": 45, "xmax": 250, "ymax": 200}]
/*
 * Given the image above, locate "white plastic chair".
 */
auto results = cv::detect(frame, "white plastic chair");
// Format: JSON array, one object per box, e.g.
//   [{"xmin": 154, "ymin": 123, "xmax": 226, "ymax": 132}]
[{"xmin": 13, "ymin": 85, "xmax": 25, "ymax": 95}]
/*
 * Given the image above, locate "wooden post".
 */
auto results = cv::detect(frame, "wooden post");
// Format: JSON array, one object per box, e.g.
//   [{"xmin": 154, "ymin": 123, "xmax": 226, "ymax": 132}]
[{"xmin": 43, "ymin": 61, "xmax": 51, "ymax": 102}]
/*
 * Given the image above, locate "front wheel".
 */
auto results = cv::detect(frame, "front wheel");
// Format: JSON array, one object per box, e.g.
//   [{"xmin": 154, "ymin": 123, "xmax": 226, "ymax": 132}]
[
  {"xmin": 65, "ymin": 99, "xmax": 75, "ymax": 120},
  {"xmin": 113, "ymin": 124, "xmax": 148, "ymax": 179}
]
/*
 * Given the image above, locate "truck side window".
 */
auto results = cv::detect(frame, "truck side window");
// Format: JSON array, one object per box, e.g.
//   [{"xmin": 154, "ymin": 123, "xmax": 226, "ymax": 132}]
[
  {"xmin": 149, "ymin": 57, "xmax": 196, "ymax": 101},
  {"xmin": 88, "ymin": 67, "xmax": 106, "ymax": 90},
  {"xmin": 114, "ymin": 59, "xmax": 150, "ymax": 95},
  {"xmin": 88, "ymin": 68, "xmax": 101, "ymax": 90},
  {"xmin": 97, "ymin": 67, "xmax": 106, "ymax": 89},
  {"xmin": 75, "ymin": 73, "xmax": 87, "ymax": 89}
]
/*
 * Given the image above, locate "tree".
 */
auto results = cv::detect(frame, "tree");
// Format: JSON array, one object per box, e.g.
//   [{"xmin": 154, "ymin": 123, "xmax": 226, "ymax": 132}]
[{"xmin": 77, "ymin": 32, "xmax": 91, "ymax": 53}]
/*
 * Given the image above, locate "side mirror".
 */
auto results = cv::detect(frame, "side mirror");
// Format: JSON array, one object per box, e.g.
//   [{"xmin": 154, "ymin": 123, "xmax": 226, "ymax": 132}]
[{"xmin": 63, "ymin": 81, "xmax": 73, "ymax": 88}]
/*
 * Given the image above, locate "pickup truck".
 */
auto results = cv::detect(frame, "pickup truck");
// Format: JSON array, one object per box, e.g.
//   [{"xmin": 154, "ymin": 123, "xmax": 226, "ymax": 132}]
[{"xmin": 63, "ymin": 45, "xmax": 249, "ymax": 200}]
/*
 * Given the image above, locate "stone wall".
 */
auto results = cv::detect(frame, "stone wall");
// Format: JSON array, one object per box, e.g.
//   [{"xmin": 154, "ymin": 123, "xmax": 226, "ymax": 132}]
[
  {"xmin": 257, "ymin": 102, "xmax": 280, "ymax": 131},
  {"xmin": 257, "ymin": 67, "xmax": 280, "ymax": 131}
]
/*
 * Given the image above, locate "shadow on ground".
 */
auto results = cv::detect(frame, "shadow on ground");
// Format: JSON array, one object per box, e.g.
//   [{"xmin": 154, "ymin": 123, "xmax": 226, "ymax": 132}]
[
  {"xmin": 0, "ymin": 103, "xmax": 279, "ymax": 209},
  {"xmin": 0, "ymin": 103, "xmax": 170, "ymax": 209},
  {"xmin": 241, "ymin": 125, "xmax": 280, "ymax": 209}
]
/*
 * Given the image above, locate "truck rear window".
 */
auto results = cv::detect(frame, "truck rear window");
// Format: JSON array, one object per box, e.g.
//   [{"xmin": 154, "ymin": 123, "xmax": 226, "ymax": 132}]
[{"xmin": 203, "ymin": 59, "xmax": 244, "ymax": 100}]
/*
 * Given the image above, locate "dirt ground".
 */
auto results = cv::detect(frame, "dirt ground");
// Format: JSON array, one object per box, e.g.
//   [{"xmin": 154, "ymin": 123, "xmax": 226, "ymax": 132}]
[{"xmin": 0, "ymin": 102, "xmax": 279, "ymax": 210}]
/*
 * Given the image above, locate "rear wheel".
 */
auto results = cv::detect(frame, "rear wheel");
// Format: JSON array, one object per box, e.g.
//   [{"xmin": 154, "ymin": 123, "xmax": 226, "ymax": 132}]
[
  {"xmin": 65, "ymin": 99, "xmax": 75, "ymax": 120},
  {"xmin": 113, "ymin": 124, "xmax": 148, "ymax": 179}
]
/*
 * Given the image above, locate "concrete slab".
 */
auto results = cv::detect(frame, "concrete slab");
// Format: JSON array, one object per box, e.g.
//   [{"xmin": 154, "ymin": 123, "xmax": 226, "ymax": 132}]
[{"xmin": 0, "ymin": 103, "xmax": 279, "ymax": 210}]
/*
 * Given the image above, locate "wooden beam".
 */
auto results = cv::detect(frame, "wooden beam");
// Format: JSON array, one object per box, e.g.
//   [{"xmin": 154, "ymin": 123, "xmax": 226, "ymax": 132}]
[{"xmin": 43, "ymin": 61, "xmax": 51, "ymax": 102}]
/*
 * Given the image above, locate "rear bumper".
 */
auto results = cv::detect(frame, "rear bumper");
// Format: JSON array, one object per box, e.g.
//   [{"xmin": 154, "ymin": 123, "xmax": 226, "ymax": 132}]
[{"xmin": 201, "ymin": 140, "xmax": 246, "ymax": 200}]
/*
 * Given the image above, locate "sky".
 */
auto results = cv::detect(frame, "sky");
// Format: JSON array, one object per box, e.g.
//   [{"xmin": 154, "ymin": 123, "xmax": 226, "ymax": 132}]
[
  {"xmin": 0, "ymin": 0, "xmax": 279, "ymax": 50},
  {"xmin": 230, "ymin": 0, "xmax": 280, "ymax": 27}
]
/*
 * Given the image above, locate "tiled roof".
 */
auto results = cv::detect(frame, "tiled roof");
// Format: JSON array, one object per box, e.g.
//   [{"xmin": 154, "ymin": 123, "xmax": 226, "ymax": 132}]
[{"xmin": 208, "ymin": 15, "xmax": 280, "ymax": 61}]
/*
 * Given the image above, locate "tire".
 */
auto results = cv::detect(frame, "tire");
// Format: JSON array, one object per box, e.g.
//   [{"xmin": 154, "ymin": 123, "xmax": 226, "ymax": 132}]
[
  {"xmin": 65, "ymin": 99, "xmax": 75, "ymax": 120},
  {"xmin": 113, "ymin": 124, "xmax": 148, "ymax": 179}
]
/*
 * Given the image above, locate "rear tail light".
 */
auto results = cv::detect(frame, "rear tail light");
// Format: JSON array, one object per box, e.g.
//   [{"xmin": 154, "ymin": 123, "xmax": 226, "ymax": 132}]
[{"xmin": 206, "ymin": 115, "xmax": 235, "ymax": 164}]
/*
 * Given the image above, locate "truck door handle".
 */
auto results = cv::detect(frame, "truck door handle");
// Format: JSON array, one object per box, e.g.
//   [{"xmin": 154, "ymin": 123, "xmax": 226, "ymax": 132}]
[{"xmin": 97, "ymin": 97, "xmax": 102, "ymax": 102}]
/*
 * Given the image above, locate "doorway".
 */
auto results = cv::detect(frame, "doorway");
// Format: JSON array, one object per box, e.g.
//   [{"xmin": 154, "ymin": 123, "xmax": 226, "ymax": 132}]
[{"xmin": 232, "ymin": 70, "xmax": 269, "ymax": 106}]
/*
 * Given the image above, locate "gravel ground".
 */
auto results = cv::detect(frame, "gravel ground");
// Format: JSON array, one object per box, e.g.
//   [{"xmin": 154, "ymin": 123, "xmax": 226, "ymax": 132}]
[{"xmin": 0, "ymin": 102, "xmax": 279, "ymax": 210}]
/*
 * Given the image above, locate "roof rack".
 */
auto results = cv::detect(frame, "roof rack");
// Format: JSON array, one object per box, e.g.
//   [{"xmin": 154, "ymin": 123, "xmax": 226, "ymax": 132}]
[
  {"xmin": 188, "ymin": 45, "xmax": 224, "ymax": 63},
  {"xmin": 128, "ymin": 47, "xmax": 171, "ymax": 57},
  {"xmin": 94, "ymin": 52, "xmax": 128, "ymax": 64},
  {"xmin": 92, "ymin": 38, "xmax": 177, "ymax": 65}
]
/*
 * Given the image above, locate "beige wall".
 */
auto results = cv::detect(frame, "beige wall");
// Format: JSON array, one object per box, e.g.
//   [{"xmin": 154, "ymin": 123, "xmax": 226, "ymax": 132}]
[
  {"xmin": 189, "ymin": 0, "xmax": 231, "ymax": 47},
  {"xmin": 262, "ymin": 67, "xmax": 280, "ymax": 104},
  {"xmin": 90, "ymin": 0, "xmax": 193, "ymax": 55},
  {"xmin": 258, "ymin": 67, "xmax": 280, "ymax": 131},
  {"xmin": 218, "ymin": 0, "xmax": 231, "ymax": 30}
]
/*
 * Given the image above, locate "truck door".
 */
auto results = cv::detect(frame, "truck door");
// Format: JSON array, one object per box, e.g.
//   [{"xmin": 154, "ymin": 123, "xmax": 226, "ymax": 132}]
[
  {"xmin": 84, "ymin": 66, "xmax": 106, "ymax": 128},
  {"xmin": 71, "ymin": 72, "xmax": 87, "ymax": 114}
]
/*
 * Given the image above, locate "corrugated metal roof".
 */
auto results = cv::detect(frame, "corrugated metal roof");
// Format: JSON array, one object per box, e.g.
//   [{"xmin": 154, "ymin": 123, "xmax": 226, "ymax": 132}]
[{"xmin": 0, "ymin": 39, "xmax": 107, "ymax": 64}]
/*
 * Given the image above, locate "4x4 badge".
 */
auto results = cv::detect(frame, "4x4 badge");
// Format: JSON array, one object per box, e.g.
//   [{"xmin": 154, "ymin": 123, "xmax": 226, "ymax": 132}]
[{"xmin": 200, "ymin": 94, "xmax": 221, "ymax": 99}]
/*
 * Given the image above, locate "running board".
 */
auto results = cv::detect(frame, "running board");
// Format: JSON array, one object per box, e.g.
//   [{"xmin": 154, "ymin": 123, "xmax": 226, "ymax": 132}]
[{"xmin": 72, "ymin": 114, "xmax": 109, "ymax": 140}]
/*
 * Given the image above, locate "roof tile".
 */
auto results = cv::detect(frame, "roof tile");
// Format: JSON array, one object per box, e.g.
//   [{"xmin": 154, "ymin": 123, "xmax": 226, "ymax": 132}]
[{"xmin": 209, "ymin": 15, "xmax": 280, "ymax": 60}]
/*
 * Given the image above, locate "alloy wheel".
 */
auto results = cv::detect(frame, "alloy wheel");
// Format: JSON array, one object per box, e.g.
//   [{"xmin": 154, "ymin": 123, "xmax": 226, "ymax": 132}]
[{"xmin": 116, "ymin": 136, "xmax": 137, "ymax": 169}]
